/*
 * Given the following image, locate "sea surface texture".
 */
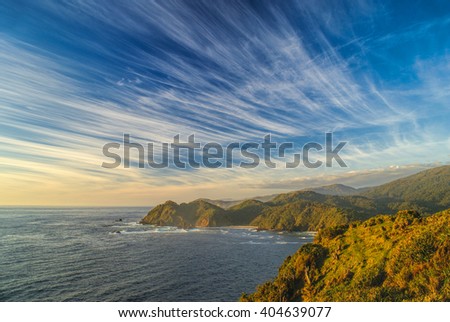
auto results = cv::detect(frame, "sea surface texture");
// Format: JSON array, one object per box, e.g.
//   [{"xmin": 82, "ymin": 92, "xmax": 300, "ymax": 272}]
[{"xmin": 0, "ymin": 207, "xmax": 314, "ymax": 301}]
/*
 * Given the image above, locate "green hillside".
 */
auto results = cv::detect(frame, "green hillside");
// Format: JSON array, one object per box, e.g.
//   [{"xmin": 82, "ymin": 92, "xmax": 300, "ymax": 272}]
[
  {"xmin": 360, "ymin": 165, "xmax": 450, "ymax": 213},
  {"xmin": 140, "ymin": 199, "xmax": 228, "ymax": 228},
  {"xmin": 241, "ymin": 209, "xmax": 450, "ymax": 302},
  {"xmin": 141, "ymin": 165, "xmax": 450, "ymax": 231},
  {"xmin": 248, "ymin": 191, "xmax": 377, "ymax": 231},
  {"xmin": 250, "ymin": 200, "xmax": 350, "ymax": 231}
]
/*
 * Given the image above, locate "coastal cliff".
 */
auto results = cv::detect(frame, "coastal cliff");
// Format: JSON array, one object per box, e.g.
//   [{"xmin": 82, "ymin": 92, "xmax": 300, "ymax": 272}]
[{"xmin": 241, "ymin": 209, "xmax": 450, "ymax": 301}]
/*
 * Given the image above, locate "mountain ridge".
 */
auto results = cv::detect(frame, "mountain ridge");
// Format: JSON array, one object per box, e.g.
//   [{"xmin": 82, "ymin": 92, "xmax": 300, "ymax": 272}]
[
  {"xmin": 140, "ymin": 165, "xmax": 450, "ymax": 231},
  {"xmin": 302, "ymin": 183, "xmax": 361, "ymax": 196}
]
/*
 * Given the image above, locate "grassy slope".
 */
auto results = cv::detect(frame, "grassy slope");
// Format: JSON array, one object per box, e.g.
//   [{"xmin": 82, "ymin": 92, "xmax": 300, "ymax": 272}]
[{"xmin": 242, "ymin": 209, "xmax": 450, "ymax": 301}]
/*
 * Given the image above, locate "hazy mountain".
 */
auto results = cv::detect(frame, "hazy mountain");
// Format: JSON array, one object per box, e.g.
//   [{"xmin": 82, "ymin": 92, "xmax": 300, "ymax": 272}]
[
  {"xmin": 196, "ymin": 198, "xmax": 242, "ymax": 209},
  {"xmin": 302, "ymin": 184, "xmax": 360, "ymax": 196},
  {"xmin": 197, "ymin": 194, "xmax": 278, "ymax": 209}
]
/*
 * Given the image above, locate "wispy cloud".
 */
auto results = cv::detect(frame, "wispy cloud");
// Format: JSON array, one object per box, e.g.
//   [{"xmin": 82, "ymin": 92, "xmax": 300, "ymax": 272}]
[{"xmin": 0, "ymin": 1, "xmax": 449, "ymax": 205}]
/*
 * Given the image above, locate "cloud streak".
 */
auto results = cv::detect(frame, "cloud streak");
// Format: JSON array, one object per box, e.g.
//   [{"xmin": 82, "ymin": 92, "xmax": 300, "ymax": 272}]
[{"xmin": 0, "ymin": 0, "xmax": 449, "ymax": 205}]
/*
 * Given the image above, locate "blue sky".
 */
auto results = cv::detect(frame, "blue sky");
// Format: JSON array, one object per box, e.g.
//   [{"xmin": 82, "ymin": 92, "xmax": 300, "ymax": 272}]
[{"xmin": 0, "ymin": 0, "xmax": 449, "ymax": 205}]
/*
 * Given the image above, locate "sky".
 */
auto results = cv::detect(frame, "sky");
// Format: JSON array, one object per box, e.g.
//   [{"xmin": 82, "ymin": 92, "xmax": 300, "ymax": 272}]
[{"xmin": 0, "ymin": 0, "xmax": 449, "ymax": 206}]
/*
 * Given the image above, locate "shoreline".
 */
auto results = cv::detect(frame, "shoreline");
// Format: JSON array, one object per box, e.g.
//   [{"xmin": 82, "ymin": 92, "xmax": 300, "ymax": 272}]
[
  {"xmin": 221, "ymin": 225, "xmax": 258, "ymax": 229},
  {"xmin": 140, "ymin": 222, "xmax": 317, "ymax": 233}
]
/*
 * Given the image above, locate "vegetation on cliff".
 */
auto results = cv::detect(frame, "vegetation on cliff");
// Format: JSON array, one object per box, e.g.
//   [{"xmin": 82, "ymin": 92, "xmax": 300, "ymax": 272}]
[
  {"xmin": 241, "ymin": 209, "xmax": 450, "ymax": 301},
  {"xmin": 249, "ymin": 191, "xmax": 377, "ymax": 231},
  {"xmin": 140, "ymin": 199, "xmax": 228, "ymax": 228}
]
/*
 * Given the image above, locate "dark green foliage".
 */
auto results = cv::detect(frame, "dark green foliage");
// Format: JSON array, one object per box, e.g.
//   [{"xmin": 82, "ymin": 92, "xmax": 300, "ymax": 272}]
[
  {"xmin": 226, "ymin": 199, "xmax": 267, "ymax": 225},
  {"xmin": 250, "ymin": 200, "xmax": 349, "ymax": 231},
  {"xmin": 408, "ymin": 232, "xmax": 437, "ymax": 262},
  {"xmin": 392, "ymin": 210, "xmax": 421, "ymax": 230},
  {"xmin": 317, "ymin": 225, "xmax": 349, "ymax": 242},
  {"xmin": 250, "ymin": 193, "xmax": 375, "ymax": 231}
]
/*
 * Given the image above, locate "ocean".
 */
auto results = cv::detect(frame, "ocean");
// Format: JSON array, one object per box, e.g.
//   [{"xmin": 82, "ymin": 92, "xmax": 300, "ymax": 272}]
[{"xmin": 0, "ymin": 207, "xmax": 314, "ymax": 301}]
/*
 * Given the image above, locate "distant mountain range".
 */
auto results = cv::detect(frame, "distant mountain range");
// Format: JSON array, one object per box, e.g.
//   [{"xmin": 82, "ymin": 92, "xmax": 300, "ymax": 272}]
[
  {"xmin": 303, "ymin": 183, "xmax": 365, "ymax": 196},
  {"xmin": 140, "ymin": 165, "xmax": 450, "ymax": 231},
  {"xmin": 195, "ymin": 185, "xmax": 363, "ymax": 209}
]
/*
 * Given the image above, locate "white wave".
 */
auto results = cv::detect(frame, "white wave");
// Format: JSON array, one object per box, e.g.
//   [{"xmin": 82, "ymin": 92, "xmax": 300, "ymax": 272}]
[
  {"xmin": 108, "ymin": 231, "xmax": 123, "ymax": 235},
  {"xmin": 124, "ymin": 222, "xmax": 141, "ymax": 226},
  {"xmin": 108, "ymin": 226, "xmax": 209, "ymax": 235},
  {"xmin": 124, "ymin": 229, "xmax": 187, "ymax": 234},
  {"xmin": 239, "ymin": 240, "xmax": 270, "ymax": 245}
]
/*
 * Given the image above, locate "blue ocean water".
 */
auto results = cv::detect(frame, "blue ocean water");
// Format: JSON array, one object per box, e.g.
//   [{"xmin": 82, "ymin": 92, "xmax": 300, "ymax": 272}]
[{"xmin": 0, "ymin": 207, "xmax": 314, "ymax": 301}]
